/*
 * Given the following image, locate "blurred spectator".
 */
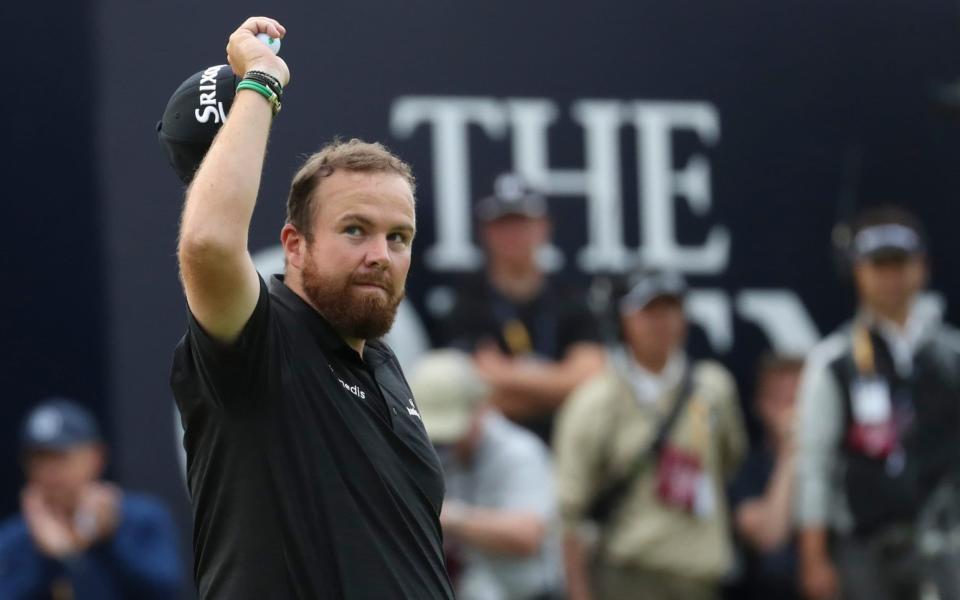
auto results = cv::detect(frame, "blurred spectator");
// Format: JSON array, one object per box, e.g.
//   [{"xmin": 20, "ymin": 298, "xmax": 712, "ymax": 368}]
[
  {"xmin": 411, "ymin": 350, "xmax": 565, "ymax": 600},
  {"xmin": 440, "ymin": 173, "xmax": 605, "ymax": 444},
  {"xmin": 0, "ymin": 398, "xmax": 182, "ymax": 599},
  {"xmin": 554, "ymin": 271, "xmax": 746, "ymax": 600},
  {"xmin": 795, "ymin": 206, "xmax": 960, "ymax": 600},
  {"xmin": 728, "ymin": 354, "xmax": 804, "ymax": 600}
]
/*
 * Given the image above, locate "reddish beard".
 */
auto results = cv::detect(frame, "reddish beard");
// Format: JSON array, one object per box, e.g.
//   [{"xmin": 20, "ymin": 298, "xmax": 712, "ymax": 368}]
[{"xmin": 301, "ymin": 254, "xmax": 405, "ymax": 341}]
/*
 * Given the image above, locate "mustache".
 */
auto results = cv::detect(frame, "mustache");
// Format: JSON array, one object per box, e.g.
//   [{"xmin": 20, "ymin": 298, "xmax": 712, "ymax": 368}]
[{"xmin": 350, "ymin": 273, "xmax": 397, "ymax": 294}]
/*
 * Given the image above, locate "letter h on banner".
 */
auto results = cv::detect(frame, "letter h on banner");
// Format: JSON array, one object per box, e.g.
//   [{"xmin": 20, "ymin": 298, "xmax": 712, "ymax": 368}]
[{"xmin": 392, "ymin": 96, "xmax": 731, "ymax": 275}]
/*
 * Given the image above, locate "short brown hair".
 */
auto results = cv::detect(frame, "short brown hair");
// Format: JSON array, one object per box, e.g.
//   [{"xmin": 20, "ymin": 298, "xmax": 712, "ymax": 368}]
[
  {"xmin": 286, "ymin": 138, "xmax": 416, "ymax": 241},
  {"xmin": 756, "ymin": 352, "xmax": 805, "ymax": 388}
]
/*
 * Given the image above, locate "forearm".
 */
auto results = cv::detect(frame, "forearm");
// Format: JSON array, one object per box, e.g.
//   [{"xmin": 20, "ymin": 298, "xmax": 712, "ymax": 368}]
[
  {"xmin": 563, "ymin": 530, "xmax": 595, "ymax": 600},
  {"xmin": 443, "ymin": 504, "xmax": 545, "ymax": 557},
  {"xmin": 493, "ymin": 346, "xmax": 605, "ymax": 409},
  {"xmin": 179, "ymin": 91, "xmax": 273, "ymax": 254},
  {"xmin": 795, "ymin": 361, "xmax": 843, "ymax": 528},
  {"xmin": 799, "ymin": 527, "xmax": 832, "ymax": 567},
  {"xmin": 737, "ymin": 452, "xmax": 797, "ymax": 551}
]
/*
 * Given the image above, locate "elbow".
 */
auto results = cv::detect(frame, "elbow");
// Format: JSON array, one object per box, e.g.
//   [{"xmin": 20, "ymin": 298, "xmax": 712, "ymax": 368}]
[
  {"xmin": 177, "ymin": 229, "xmax": 246, "ymax": 269},
  {"xmin": 510, "ymin": 521, "xmax": 547, "ymax": 558},
  {"xmin": 754, "ymin": 527, "xmax": 790, "ymax": 552},
  {"xmin": 736, "ymin": 505, "xmax": 789, "ymax": 553}
]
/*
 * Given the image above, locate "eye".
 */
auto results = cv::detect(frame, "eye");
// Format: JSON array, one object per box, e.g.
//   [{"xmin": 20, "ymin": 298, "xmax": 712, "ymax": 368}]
[
  {"xmin": 388, "ymin": 232, "xmax": 411, "ymax": 246},
  {"xmin": 343, "ymin": 225, "xmax": 364, "ymax": 237}
]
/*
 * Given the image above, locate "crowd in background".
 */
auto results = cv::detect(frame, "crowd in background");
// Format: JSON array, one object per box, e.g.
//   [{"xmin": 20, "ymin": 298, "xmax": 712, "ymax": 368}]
[
  {"xmin": 4, "ymin": 172, "xmax": 960, "ymax": 600},
  {"xmin": 409, "ymin": 175, "xmax": 960, "ymax": 600}
]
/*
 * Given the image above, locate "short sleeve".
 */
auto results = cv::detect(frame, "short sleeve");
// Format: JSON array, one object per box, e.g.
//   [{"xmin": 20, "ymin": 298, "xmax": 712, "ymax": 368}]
[
  {"xmin": 557, "ymin": 294, "xmax": 604, "ymax": 350},
  {"xmin": 794, "ymin": 349, "xmax": 845, "ymax": 527},
  {"xmin": 728, "ymin": 449, "xmax": 772, "ymax": 509},
  {"xmin": 711, "ymin": 364, "xmax": 748, "ymax": 480},
  {"xmin": 488, "ymin": 434, "xmax": 556, "ymax": 519},
  {"xmin": 440, "ymin": 284, "xmax": 497, "ymax": 351},
  {"xmin": 170, "ymin": 275, "xmax": 272, "ymax": 409}
]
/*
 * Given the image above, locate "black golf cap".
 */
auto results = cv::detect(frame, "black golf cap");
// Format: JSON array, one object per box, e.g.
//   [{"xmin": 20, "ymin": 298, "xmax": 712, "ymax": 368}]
[
  {"xmin": 157, "ymin": 64, "xmax": 238, "ymax": 184},
  {"xmin": 475, "ymin": 173, "xmax": 548, "ymax": 222},
  {"xmin": 20, "ymin": 398, "xmax": 102, "ymax": 453},
  {"xmin": 616, "ymin": 270, "xmax": 688, "ymax": 315},
  {"xmin": 850, "ymin": 223, "xmax": 925, "ymax": 262}
]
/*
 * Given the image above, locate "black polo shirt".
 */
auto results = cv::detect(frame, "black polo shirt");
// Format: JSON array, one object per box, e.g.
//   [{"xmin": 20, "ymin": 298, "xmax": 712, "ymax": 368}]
[{"xmin": 170, "ymin": 275, "xmax": 454, "ymax": 600}]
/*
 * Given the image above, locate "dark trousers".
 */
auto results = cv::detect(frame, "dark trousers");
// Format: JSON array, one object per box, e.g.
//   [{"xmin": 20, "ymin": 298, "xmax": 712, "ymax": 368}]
[
  {"xmin": 835, "ymin": 526, "xmax": 960, "ymax": 600},
  {"xmin": 835, "ymin": 532, "xmax": 920, "ymax": 600},
  {"xmin": 594, "ymin": 563, "xmax": 718, "ymax": 600}
]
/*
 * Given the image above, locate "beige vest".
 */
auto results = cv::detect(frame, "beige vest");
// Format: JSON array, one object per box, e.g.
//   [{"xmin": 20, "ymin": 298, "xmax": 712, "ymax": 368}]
[{"xmin": 554, "ymin": 360, "xmax": 746, "ymax": 580}]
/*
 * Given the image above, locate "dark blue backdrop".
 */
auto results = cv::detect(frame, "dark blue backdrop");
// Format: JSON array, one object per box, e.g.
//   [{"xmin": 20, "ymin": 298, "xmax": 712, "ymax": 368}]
[
  {"xmin": 1, "ymin": 2, "xmax": 106, "ymax": 518},
  {"xmin": 3, "ymin": 1, "xmax": 960, "ymax": 593}
]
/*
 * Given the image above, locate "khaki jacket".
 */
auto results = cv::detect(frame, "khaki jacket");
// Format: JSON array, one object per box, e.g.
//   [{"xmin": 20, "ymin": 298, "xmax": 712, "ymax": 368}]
[{"xmin": 554, "ymin": 359, "xmax": 746, "ymax": 580}]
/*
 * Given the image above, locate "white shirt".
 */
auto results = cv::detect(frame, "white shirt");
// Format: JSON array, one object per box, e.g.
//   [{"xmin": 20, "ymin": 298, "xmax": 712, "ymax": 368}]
[
  {"xmin": 442, "ymin": 412, "xmax": 564, "ymax": 600},
  {"xmin": 614, "ymin": 348, "xmax": 687, "ymax": 406}
]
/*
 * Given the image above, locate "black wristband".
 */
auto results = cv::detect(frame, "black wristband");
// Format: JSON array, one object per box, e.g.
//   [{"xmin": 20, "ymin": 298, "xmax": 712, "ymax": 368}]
[{"xmin": 243, "ymin": 71, "xmax": 283, "ymax": 98}]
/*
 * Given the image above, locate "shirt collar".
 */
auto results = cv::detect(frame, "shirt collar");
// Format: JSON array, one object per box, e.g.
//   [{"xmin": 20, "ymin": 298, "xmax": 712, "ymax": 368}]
[
  {"xmin": 857, "ymin": 296, "xmax": 942, "ymax": 375},
  {"xmin": 268, "ymin": 274, "xmax": 389, "ymax": 366},
  {"xmin": 615, "ymin": 347, "xmax": 687, "ymax": 405}
]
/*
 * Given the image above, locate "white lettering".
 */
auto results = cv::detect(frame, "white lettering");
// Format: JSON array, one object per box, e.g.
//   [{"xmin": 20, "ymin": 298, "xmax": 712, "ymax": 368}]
[
  {"xmin": 194, "ymin": 105, "xmax": 220, "ymax": 124},
  {"xmin": 337, "ymin": 377, "xmax": 367, "ymax": 400},
  {"xmin": 630, "ymin": 102, "xmax": 729, "ymax": 274},
  {"xmin": 391, "ymin": 97, "xmax": 507, "ymax": 270}
]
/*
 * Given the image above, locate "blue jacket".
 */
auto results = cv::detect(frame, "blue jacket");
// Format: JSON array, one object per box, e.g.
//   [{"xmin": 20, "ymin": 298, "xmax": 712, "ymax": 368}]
[{"xmin": 0, "ymin": 492, "xmax": 183, "ymax": 599}]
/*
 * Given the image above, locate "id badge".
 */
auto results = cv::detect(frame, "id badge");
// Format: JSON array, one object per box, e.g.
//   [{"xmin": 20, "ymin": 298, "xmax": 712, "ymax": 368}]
[
  {"xmin": 847, "ymin": 376, "xmax": 897, "ymax": 458},
  {"xmin": 655, "ymin": 445, "xmax": 702, "ymax": 514},
  {"xmin": 851, "ymin": 377, "xmax": 892, "ymax": 425}
]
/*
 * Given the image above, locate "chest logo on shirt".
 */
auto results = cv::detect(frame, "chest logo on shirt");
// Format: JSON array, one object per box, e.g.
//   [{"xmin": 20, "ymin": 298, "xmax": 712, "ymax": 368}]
[
  {"xmin": 336, "ymin": 376, "xmax": 367, "ymax": 400},
  {"xmin": 406, "ymin": 399, "xmax": 421, "ymax": 420}
]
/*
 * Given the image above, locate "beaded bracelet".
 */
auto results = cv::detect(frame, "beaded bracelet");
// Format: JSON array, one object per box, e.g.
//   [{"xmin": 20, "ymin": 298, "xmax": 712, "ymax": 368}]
[{"xmin": 244, "ymin": 70, "xmax": 283, "ymax": 98}]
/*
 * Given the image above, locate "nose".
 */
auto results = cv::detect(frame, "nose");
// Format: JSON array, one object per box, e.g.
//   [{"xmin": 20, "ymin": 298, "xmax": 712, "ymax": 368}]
[{"xmin": 364, "ymin": 235, "xmax": 392, "ymax": 269}]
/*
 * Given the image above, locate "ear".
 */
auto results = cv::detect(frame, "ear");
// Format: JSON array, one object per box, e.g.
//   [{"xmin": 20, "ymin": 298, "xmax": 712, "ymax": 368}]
[
  {"xmin": 281, "ymin": 224, "xmax": 306, "ymax": 270},
  {"xmin": 534, "ymin": 217, "xmax": 552, "ymax": 245},
  {"xmin": 94, "ymin": 444, "xmax": 108, "ymax": 478}
]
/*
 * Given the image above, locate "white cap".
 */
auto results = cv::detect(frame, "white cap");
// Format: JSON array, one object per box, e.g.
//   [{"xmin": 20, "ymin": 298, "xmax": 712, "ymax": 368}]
[{"xmin": 408, "ymin": 350, "xmax": 490, "ymax": 444}]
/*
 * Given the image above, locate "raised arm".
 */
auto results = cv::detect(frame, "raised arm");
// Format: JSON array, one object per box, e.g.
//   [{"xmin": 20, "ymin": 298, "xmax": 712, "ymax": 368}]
[{"xmin": 177, "ymin": 17, "xmax": 289, "ymax": 344}]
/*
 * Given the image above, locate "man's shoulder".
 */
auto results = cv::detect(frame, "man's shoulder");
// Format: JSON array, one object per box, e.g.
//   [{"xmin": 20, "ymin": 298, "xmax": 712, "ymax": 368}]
[
  {"xmin": 805, "ymin": 328, "xmax": 852, "ymax": 371},
  {"xmin": 692, "ymin": 359, "xmax": 734, "ymax": 387},
  {"xmin": 558, "ymin": 368, "xmax": 627, "ymax": 430},
  {"xmin": 448, "ymin": 272, "xmax": 492, "ymax": 301},
  {"xmin": 569, "ymin": 368, "xmax": 624, "ymax": 406},
  {"xmin": 121, "ymin": 491, "xmax": 175, "ymax": 524},
  {"xmin": 485, "ymin": 413, "xmax": 548, "ymax": 461},
  {"xmin": 0, "ymin": 514, "xmax": 30, "ymax": 549},
  {"xmin": 931, "ymin": 321, "xmax": 960, "ymax": 352}
]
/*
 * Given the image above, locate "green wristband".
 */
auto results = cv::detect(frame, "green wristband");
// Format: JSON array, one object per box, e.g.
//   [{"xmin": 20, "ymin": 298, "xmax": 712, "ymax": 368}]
[{"xmin": 236, "ymin": 80, "xmax": 281, "ymax": 115}]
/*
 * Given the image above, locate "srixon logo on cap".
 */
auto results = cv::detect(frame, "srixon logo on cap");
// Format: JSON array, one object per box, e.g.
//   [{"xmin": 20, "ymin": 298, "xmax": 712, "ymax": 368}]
[{"xmin": 194, "ymin": 65, "xmax": 229, "ymax": 125}]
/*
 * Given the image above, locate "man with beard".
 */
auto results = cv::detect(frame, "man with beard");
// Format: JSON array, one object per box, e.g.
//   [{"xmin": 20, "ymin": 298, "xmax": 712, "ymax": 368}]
[{"xmin": 169, "ymin": 16, "xmax": 454, "ymax": 600}]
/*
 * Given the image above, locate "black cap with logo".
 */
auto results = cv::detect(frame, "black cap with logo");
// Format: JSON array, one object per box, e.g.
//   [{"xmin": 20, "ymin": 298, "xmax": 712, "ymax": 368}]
[
  {"xmin": 20, "ymin": 398, "xmax": 102, "ymax": 453},
  {"xmin": 616, "ymin": 270, "xmax": 688, "ymax": 315},
  {"xmin": 157, "ymin": 64, "xmax": 238, "ymax": 184},
  {"xmin": 475, "ymin": 173, "xmax": 548, "ymax": 222}
]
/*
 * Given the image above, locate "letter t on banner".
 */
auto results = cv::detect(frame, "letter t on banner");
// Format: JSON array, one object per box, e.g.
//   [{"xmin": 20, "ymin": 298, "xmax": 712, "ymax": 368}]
[{"xmin": 391, "ymin": 97, "xmax": 508, "ymax": 271}]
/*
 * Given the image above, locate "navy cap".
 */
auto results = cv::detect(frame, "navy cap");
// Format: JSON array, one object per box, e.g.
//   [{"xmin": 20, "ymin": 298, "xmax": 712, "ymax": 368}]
[
  {"xmin": 851, "ymin": 223, "xmax": 925, "ymax": 261},
  {"xmin": 21, "ymin": 398, "xmax": 102, "ymax": 452},
  {"xmin": 157, "ymin": 64, "xmax": 238, "ymax": 185},
  {"xmin": 475, "ymin": 173, "xmax": 548, "ymax": 222},
  {"xmin": 617, "ymin": 271, "xmax": 688, "ymax": 315}
]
